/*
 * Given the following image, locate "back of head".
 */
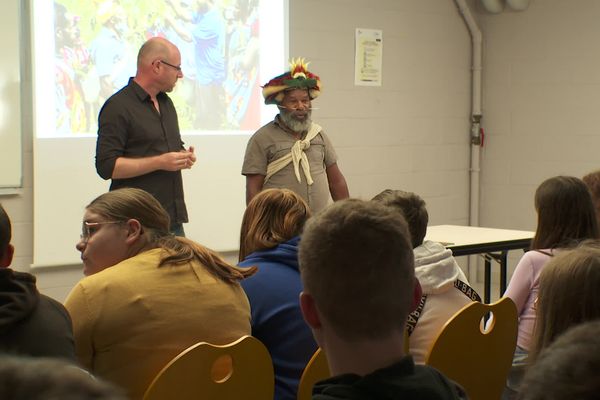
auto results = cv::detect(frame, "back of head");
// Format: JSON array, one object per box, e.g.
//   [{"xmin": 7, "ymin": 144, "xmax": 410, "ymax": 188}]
[
  {"xmin": 299, "ymin": 199, "xmax": 415, "ymax": 341},
  {"xmin": 0, "ymin": 355, "xmax": 126, "ymax": 400},
  {"xmin": 519, "ymin": 320, "xmax": 600, "ymax": 400},
  {"xmin": 582, "ymin": 169, "xmax": 600, "ymax": 204},
  {"xmin": 86, "ymin": 188, "xmax": 170, "ymax": 241},
  {"xmin": 582, "ymin": 169, "xmax": 600, "ymax": 226},
  {"xmin": 0, "ymin": 205, "xmax": 10, "ymax": 259},
  {"xmin": 530, "ymin": 242, "xmax": 600, "ymax": 362},
  {"xmin": 532, "ymin": 176, "xmax": 599, "ymax": 249},
  {"xmin": 239, "ymin": 188, "xmax": 311, "ymax": 261},
  {"xmin": 372, "ymin": 189, "xmax": 428, "ymax": 248}
]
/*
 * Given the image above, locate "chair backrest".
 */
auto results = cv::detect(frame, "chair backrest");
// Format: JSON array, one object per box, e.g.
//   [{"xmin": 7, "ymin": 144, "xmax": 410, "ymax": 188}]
[
  {"xmin": 297, "ymin": 348, "xmax": 330, "ymax": 400},
  {"xmin": 297, "ymin": 329, "xmax": 410, "ymax": 400},
  {"xmin": 143, "ymin": 335, "xmax": 274, "ymax": 400},
  {"xmin": 425, "ymin": 297, "xmax": 518, "ymax": 400}
]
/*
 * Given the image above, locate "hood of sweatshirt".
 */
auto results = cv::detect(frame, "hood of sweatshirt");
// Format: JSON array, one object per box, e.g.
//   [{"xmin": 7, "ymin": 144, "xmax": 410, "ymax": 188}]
[
  {"xmin": 239, "ymin": 236, "xmax": 300, "ymax": 272},
  {"xmin": 0, "ymin": 269, "xmax": 39, "ymax": 334},
  {"xmin": 414, "ymin": 240, "xmax": 468, "ymax": 295}
]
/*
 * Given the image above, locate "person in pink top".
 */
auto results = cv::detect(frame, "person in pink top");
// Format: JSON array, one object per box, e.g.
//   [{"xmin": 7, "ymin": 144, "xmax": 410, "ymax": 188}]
[{"xmin": 502, "ymin": 176, "xmax": 599, "ymax": 399}]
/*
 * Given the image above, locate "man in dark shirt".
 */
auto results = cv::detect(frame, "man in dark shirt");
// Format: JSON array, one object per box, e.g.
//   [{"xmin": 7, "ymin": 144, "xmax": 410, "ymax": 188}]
[
  {"xmin": 95, "ymin": 37, "xmax": 195, "ymax": 235},
  {"xmin": 298, "ymin": 200, "xmax": 467, "ymax": 400}
]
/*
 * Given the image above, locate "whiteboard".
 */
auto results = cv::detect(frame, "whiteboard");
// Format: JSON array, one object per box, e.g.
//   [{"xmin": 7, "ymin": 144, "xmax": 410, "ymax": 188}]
[{"xmin": 0, "ymin": 0, "xmax": 22, "ymax": 189}]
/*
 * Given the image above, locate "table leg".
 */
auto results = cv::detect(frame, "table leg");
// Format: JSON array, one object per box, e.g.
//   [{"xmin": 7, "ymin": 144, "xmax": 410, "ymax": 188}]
[
  {"xmin": 500, "ymin": 251, "xmax": 508, "ymax": 297},
  {"xmin": 484, "ymin": 257, "xmax": 491, "ymax": 304}
]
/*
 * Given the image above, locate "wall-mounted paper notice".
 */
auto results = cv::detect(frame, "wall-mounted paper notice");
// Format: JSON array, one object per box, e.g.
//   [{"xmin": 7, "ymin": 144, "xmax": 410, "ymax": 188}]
[{"xmin": 354, "ymin": 28, "xmax": 383, "ymax": 86}]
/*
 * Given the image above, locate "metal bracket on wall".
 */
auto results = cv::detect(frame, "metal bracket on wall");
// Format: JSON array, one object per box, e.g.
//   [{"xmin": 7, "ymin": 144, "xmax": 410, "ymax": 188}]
[{"xmin": 471, "ymin": 114, "xmax": 483, "ymax": 145}]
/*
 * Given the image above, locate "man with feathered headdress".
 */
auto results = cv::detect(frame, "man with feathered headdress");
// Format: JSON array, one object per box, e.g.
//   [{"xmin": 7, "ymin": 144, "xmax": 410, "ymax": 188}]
[{"xmin": 241, "ymin": 58, "xmax": 349, "ymax": 212}]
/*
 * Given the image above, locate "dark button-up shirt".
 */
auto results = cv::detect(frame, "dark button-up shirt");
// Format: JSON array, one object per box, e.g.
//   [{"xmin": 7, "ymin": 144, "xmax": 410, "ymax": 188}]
[{"xmin": 95, "ymin": 78, "xmax": 188, "ymax": 223}]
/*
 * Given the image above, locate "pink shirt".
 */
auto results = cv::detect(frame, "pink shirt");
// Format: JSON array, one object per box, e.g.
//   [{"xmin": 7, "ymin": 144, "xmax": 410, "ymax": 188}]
[{"xmin": 503, "ymin": 249, "xmax": 555, "ymax": 351}]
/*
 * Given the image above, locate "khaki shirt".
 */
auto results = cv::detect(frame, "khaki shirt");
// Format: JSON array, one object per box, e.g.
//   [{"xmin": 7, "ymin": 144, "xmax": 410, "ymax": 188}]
[{"xmin": 242, "ymin": 116, "xmax": 338, "ymax": 213}]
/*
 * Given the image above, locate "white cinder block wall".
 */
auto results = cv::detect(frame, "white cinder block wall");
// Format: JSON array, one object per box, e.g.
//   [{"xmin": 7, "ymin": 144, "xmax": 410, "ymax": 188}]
[
  {"xmin": 478, "ymin": 0, "xmax": 600, "ymax": 229},
  {"xmin": 474, "ymin": 0, "xmax": 600, "ymax": 280},
  {"xmin": 3, "ymin": 0, "xmax": 515, "ymax": 302}
]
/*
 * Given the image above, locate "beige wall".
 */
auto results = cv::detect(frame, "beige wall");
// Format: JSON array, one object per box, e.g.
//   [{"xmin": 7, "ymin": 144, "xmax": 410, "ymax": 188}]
[
  {"xmin": 472, "ymin": 0, "xmax": 600, "ymax": 279},
  {"xmin": 477, "ymin": 0, "xmax": 600, "ymax": 229}
]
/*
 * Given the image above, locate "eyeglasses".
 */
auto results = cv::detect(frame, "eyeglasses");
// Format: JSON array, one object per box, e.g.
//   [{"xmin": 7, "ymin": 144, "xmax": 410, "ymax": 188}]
[
  {"xmin": 160, "ymin": 60, "xmax": 182, "ymax": 72},
  {"xmin": 80, "ymin": 221, "xmax": 122, "ymax": 242}
]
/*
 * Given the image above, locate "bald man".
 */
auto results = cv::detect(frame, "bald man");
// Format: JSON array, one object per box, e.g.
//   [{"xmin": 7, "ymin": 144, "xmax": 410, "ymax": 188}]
[{"xmin": 95, "ymin": 37, "xmax": 195, "ymax": 236}]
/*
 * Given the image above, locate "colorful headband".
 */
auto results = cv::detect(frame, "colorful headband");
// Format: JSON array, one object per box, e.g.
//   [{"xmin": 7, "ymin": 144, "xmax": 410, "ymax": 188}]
[{"xmin": 262, "ymin": 58, "xmax": 322, "ymax": 105}]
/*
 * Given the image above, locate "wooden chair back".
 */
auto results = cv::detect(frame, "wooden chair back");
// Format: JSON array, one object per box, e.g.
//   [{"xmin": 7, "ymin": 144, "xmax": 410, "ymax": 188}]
[
  {"xmin": 425, "ymin": 297, "xmax": 518, "ymax": 400},
  {"xmin": 296, "ymin": 348, "xmax": 330, "ymax": 400},
  {"xmin": 143, "ymin": 335, "xmax": 274, "ymax": 400}
]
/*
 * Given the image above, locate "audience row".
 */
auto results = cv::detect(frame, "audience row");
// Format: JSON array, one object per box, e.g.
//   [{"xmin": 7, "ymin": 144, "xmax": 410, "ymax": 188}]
[{"xmin": 1, "ymin": 171, "xmax": 600, "ymax": 399}]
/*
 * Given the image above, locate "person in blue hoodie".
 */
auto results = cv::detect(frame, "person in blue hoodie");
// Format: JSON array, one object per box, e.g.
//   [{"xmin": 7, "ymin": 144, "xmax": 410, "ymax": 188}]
[{"xmin": 238, "ymin": 188, "xmax": 317, "ymax": 400}]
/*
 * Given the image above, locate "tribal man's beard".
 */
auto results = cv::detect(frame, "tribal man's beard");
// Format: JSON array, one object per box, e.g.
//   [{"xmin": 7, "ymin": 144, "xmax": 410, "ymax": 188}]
[{"xmin": 279, "ymin": 109, "xmax": 312, "ymax": 133}]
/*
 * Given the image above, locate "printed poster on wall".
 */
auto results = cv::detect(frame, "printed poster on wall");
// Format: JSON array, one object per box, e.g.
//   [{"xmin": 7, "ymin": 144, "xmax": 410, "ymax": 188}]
[{"xmin": 354, "ymin": 28, "xmax": 383, "ymax": 86}]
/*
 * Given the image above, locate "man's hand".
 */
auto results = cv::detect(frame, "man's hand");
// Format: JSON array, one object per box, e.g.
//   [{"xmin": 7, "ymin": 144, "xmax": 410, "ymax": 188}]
[
  {"xmin": 112, "ymin": 148, "xmax": 196, "ymax": 179},
  {"xmin": 187, "ymin": 146, "xmax": 197, "ymax": 164},
  {"xmin": 161, "ymin": 148, "xmax": 196, "ymax": 171}
]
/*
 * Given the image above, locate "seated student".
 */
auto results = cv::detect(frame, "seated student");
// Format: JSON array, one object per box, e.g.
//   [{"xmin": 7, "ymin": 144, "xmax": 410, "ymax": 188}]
[
  {"xmin": 238, "ymin": 188, "xmax": 317, "ymax": 400},
  {"xmin": 527, "ymin": 243, "xmax": 600, "ymax": 365},
  {"xmin": 372, "ymin": 190, "xmax": 478, "ymax": 364},
  {"xmin": 518, "ymin": 320, "xmax": 600, "ymax": 400},
  {"xmin": 298, "ymin": 199, "xmax": 467, "ymax": 400},
  {"xmin": 0, "ymin": 204, "xmax": 75, "ymax": 361},
  {"xmin": 582, "ymin": 169, "xmax": 600, "ymax": 227},
  {"xmin": 65, "ymin": 188, "xmax": 255, "ymax": 399},
  {"xmin": 502, "ymin": 176, "xmax": 599, "ymax": 399},
  {"xmin": 0, "ymin": 355, "xmax": 126, "ymax": 400}
]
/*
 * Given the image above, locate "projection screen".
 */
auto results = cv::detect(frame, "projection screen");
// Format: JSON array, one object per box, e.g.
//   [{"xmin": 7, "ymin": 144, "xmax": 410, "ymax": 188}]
[{"xmin": 32, "ymin": 0, "xmax": 288, "ymax": 266}]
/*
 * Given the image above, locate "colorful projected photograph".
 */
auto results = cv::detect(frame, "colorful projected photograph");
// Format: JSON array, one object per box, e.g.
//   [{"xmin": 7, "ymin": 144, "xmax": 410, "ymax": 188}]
[{"xmin": 51, "ymin": 0, "xmax": 266, "ymax": 135}]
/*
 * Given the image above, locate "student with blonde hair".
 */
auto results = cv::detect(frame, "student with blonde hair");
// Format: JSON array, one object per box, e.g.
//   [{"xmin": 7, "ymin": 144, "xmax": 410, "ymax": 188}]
[
  {"xmin": 238, "ymin": 188, "xmax": 316, "ymax": 400},
  {"xmin": 518, "ymin": 320, "xmax": 600, "ymax": 400},
  {"xmin": 528, "ymin": 242, "xmax": 600, "ymax": 364},
  {"xmin": 66, "ymin": 188, "xmax": 254, "ymax": 399}
]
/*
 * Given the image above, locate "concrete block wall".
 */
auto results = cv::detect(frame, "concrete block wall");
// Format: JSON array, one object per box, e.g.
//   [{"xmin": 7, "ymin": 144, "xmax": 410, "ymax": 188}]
[
  {"xmin": 478, "ymin": 0, "xmax": 600, "ymax": 231},
  {"xmin": 473, "ymin": 0, "xmax": 600, "ymax": 283}
]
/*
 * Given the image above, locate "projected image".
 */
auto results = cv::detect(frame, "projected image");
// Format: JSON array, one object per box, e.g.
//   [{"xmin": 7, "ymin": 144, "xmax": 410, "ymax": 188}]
[{"xmin": 46, "ymin": 0, "xmax": 280, "ymax": 137}]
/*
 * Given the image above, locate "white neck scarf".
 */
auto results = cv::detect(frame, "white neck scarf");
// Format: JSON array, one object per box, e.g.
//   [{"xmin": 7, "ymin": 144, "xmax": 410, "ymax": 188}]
[{"xmin": 265, "ymin": 123, "xmax": 322, "ymax": 185}]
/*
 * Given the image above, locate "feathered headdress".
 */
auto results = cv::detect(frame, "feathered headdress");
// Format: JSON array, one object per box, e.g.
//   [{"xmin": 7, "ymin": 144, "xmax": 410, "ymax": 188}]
[{"xmin": 262, "ymin": 58, "xmax": 322, "ymax": 105}]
